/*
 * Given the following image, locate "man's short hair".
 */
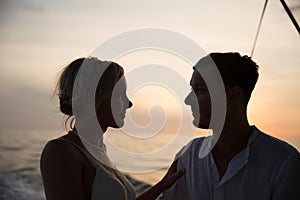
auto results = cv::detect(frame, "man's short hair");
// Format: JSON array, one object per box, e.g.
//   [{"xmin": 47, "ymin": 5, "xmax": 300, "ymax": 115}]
[{"xmin": 195, "ymin": 52, "xmax": 259, "ymax": 106}]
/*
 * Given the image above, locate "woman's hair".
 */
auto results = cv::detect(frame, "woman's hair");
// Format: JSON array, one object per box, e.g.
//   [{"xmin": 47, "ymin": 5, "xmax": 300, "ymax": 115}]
[{"xmin": 55, "ymin": 57, "xmax": 124, "ymax": 129}]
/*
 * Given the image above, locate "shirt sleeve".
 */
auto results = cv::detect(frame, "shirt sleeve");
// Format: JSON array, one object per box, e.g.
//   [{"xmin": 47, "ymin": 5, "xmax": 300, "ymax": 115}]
[{"xmin": 272, "ymin": 153, "xmax": 300, "ymax": 200}]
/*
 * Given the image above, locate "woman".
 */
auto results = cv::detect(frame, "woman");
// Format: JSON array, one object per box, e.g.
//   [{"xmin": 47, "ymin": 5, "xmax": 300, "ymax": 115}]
[{"xmin": 40, "ymin": 57, "xmax": 185, "ymax": 200}]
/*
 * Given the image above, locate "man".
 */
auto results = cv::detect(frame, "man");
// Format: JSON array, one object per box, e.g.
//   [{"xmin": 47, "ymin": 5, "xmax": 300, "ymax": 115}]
[{"xmin": 162, "ymin": 52, "xmax": 300, "ymax": 199}]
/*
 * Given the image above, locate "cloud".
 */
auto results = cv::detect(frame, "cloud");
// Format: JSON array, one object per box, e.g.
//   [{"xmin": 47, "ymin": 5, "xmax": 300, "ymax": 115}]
[
  {"xmin": 290, "ymin": 5, "xmax": 300, "ymax": 12},
  {"xmin": 22, "ymin": 2, "xmax": 46, "ymax": 13},
  {"xmin": 0, "ymin": 84, "xmax": 60, "ymax": 131}
]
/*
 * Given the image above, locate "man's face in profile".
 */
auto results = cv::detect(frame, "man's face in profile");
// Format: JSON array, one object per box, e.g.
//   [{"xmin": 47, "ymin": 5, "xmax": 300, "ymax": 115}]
[{"xmin": 185, "ymin": 70, "xmax": 212, "ymax": 129}]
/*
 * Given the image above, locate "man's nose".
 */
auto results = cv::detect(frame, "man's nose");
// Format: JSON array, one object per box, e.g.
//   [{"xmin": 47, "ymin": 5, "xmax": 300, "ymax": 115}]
[
  {"xmin": 184, "ymin": 92, "xmax": 193, "ymax": 105},
  {"xmin": 126, "ymin": 95, "xmax": 133, "ymax": 109},
  {"xmin": 128, "ymin": 100, "xmax": 133, "ymax": 108}
]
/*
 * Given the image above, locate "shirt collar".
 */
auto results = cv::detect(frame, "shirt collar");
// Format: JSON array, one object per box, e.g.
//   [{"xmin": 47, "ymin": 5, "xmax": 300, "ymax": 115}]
[{"xmin": 215, "ymin": 125, "xmax": 259, "ymax": 186}]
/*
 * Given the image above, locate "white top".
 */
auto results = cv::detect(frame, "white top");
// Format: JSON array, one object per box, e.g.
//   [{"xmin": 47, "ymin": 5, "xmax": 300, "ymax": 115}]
[
  {"xmin": 161, "ymin": 126, "xmax": 300, "ymax": 200},
  {"xmin": 91, "ymin": 165, "xmax": 136, "ymax": 200}
]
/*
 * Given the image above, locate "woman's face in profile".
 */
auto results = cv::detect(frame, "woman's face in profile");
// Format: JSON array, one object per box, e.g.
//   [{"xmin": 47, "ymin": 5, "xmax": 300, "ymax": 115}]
[
  {"xmin": 111, "ymin": 76, "xmax": 133, "ymax": 127},
  {"xmin": 97, "ymin": 76, "xmax": 133, "ymax": 129}
]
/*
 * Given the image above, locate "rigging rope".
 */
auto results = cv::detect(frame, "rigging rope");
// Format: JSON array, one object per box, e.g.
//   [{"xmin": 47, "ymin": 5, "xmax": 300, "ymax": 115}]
[
  {"xmin": 250, "ymin": 0, "xmax": 269, "ymax": 57},
  {"xmin": 251, "ymin": 0, "xmax": 300, "ymax": 57}
]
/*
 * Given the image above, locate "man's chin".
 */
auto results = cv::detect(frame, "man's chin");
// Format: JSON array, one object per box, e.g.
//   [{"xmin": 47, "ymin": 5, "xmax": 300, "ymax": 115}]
[
  {"xmin": 116, "ymin": 121, "xmax": 125, "ymax": 128},
  {"xmin": 110, "ymin": 119, "xmax": 125, "ymax": 129},
  {"xmin": 193, "ymin": 119, "xmax": 209, "ymax": 129}
]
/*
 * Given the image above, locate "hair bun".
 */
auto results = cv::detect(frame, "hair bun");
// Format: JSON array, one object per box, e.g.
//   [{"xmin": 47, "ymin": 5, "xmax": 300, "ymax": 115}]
[{"xmin": 59, "ymin": 96, "xmax": 73, "ymax": 116}]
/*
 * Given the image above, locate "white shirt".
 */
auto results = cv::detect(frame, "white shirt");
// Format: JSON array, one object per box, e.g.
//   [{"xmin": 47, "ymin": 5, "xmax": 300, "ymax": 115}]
[{"xmin": 162, "ymin": 126, "xmax": 300, "ymax": 200}]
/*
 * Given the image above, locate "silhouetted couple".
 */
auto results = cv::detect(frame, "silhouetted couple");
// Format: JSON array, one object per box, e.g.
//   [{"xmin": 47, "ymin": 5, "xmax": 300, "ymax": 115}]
[{"xmin": 41, "ymin": 53, "xmax": 300, "ymax": 200}]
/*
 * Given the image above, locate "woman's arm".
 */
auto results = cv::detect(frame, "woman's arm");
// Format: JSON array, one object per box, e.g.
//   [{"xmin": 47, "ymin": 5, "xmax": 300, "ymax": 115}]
[
  {"xmin": 136, "ymin": 160, "xmax": 185, "ymax": 200},
  {"xmin": 40, "ymin": 139, "xmax": 87, "ymax": 200}
]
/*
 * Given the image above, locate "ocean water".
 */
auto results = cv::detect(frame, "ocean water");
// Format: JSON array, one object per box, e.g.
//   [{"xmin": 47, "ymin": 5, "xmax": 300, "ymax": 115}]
[
  {"xmin": 0, "ymin": 129, "xmax": 192, "ymax": 199},
  {"xmin": 0, "ymin": 130, "xmax": 51, "ymax": 199}
]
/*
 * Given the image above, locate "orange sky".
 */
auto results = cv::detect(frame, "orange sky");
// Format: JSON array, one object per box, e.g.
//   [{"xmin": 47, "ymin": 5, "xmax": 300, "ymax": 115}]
[{"xmin": 0, "ymin": 0, "xmax": 299, "ymax": 150}]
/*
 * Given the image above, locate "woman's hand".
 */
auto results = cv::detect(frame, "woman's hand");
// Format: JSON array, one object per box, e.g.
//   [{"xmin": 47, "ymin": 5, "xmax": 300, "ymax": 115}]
[
  {"xmin": 157, "ymin": 159, "xmax": 186, "ymax": 191},
  {"xmin": 136, "ymin": 159, "xmax": 185, "ymax": 200}
]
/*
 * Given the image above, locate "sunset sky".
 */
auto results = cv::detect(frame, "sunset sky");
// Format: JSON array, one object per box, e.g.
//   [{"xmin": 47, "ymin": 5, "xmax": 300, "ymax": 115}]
[{"xmin": 0, "ymin": 0, "xmax": 299, "ymax": 149}]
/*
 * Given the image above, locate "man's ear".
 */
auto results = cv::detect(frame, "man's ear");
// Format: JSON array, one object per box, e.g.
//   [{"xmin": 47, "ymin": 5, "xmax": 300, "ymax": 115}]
[{"xmin": 227, "ymin": 86, "xmax": 243, "ymax": 104}]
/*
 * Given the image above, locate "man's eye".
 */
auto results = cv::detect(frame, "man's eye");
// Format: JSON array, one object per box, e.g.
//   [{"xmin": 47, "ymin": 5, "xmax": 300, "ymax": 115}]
[
  {"xmin": 118, "ymin": 91, "xmax": 126, "ymax": 98},
  {"xmin": 195, "ymin": 88, "xmax": 207, "ymax": 93}
]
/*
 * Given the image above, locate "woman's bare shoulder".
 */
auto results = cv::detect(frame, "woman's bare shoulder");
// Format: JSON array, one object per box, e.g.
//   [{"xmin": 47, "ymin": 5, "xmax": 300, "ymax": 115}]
[
  {"xmin": 40, "ymin": 136, "xmax": 89, "ymax": 199},
  {"xmin": 41, "ymin": 135, "xmax": 85, "ymax": 166}
]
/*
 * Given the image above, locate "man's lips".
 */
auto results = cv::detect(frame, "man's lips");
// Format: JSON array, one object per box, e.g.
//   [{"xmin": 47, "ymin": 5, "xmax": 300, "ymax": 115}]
[
  {"xmin": 119, "ymin": 112, "xmax": 126, "ymax": 118},
  {"xmin": 192, "ymin": 111, "xmax": 199, "ymax": 118}
]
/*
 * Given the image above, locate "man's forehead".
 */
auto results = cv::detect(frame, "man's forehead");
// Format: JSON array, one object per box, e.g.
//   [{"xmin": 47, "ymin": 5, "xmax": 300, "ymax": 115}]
[
  {"xmin": 116, "ymin": 76, "xmax": 127, "ymax": 89},
  {"xmin": 190, "ymin": 70, "xmax": 205, "ymax": 86}
]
